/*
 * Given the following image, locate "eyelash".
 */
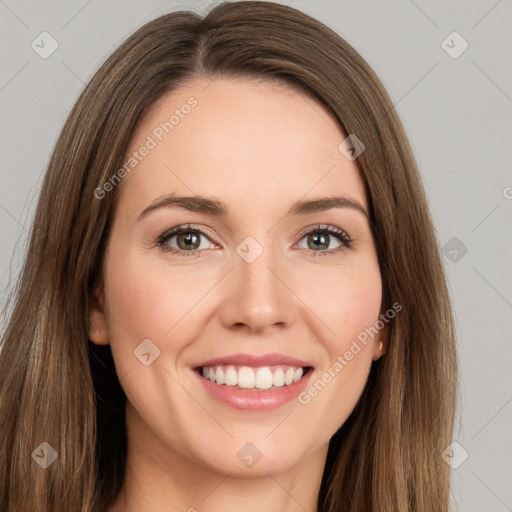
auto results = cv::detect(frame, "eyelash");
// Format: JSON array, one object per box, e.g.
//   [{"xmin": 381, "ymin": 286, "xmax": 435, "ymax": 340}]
[{"xmin": 155, "ymin": 224, "xmax": 353, "ymax": 258}]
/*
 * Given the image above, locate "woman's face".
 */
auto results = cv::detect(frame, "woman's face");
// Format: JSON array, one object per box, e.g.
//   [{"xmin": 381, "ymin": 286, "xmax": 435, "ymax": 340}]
[{"xmin": 90, "ymin": 77, "xmax": 385, "ymax": 477}]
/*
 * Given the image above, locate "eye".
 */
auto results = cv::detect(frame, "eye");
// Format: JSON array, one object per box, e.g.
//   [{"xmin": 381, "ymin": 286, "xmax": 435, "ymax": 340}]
[
  {"xmin": 155, "ymin": 223, "xmax": 353, "ymax": 258},
  {"xmin": 156, "ymin": 224, "xmax": 218, "ymax": 256},
  {"xmin": 295, "ymin": 224, "xmax": 352, "ymax": 256}
]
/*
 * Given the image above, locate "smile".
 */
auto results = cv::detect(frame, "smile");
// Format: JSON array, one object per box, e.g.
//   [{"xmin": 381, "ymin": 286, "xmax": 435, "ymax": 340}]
[
  {"xmin": 200, "ymin": 364, "xmax": 307, "ymax": 390},
  {"xmin": 193, "ymin": 354, "xmax": 314, "ymax": 410}
]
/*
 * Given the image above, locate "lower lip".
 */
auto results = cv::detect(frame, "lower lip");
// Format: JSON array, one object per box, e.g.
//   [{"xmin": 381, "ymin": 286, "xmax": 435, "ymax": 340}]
[{"xmin": 194, "ymin": 369, "xmax": 313, "ymax": 411}]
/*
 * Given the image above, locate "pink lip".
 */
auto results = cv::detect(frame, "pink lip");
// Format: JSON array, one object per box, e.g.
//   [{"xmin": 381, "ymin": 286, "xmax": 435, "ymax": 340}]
[
  {"xmin": 195, "ymin": 352, "xmax": 312, "ymax": 368},
  {"xmin": 192, "ymin": 353, "xmax": 314, "ymax": 411},
  {"xmin": 194, "ymin": 369, "xmax": 313, "ymax": 411}
]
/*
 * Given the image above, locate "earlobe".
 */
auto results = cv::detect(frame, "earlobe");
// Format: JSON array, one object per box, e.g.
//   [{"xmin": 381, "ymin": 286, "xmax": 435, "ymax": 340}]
[
  {"xmin": 88, "ymin": 283, "xmax": 110, "ymax": 345},
  {"xmin": 372, "ymin": 315, "xmax": 390, "ymax": 360},
  {"xmin": 372, "ymin": 339, "xmax": 385, "ymax": 361}
]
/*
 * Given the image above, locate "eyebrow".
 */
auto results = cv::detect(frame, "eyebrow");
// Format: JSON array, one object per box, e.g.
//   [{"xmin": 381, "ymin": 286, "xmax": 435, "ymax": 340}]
[{"xmin": 137, "ymin": 194, "xmax": 369, "ymax": 221}]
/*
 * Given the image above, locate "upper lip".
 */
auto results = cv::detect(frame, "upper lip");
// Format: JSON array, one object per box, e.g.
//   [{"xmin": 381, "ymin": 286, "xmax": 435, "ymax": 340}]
[{"xmin": 195, "ymin": 353, "xmax": 313, "ymax": 369}]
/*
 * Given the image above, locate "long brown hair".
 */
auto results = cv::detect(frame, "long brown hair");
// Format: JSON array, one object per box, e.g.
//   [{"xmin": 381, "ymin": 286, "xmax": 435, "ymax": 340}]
[{"xmin": 0, "ymin": 2, "xmax": 457, "ymax": 510}]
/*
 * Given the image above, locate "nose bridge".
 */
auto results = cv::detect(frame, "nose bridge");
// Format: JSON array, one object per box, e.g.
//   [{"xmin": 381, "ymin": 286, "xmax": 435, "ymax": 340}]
[{"xmin": 218, "ymin": 235, "xmax": 295, "ymax": 332}]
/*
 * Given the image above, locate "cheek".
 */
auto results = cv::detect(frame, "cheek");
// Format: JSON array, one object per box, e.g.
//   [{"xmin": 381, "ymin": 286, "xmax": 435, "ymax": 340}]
[
  {"xmin": 335, "ymin": 275, "xmax": 382, "ymax": 345},
  {"xmin": 298, "ymin": 258, "xmax": 382, "ymax": 347},
  {"xmin": 103, "ymin": 247, "xmax": 213, "ymax": 345},
  {"xmin": 293, "ymin": 260, "xmax": 382, "ymax": 432},
  {"xmin": 101, "ymin": 248, "xmax": 213, "ymax": 424},
  {"xmin": 327, "ymin": 264, "xmax": 382, "ymax": 376}
]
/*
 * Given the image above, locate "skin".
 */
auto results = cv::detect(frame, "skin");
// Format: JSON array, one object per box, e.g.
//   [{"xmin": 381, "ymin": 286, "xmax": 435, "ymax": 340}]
[{"xmin": 89, "ymin": 77, "xmax": 388, "ymax": 512}]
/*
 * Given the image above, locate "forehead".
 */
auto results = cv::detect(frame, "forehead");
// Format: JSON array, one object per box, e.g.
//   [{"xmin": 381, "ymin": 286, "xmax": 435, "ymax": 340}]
[{"xmin": 116, "ymin": 77, "xmax": 367, "ymax": 217}]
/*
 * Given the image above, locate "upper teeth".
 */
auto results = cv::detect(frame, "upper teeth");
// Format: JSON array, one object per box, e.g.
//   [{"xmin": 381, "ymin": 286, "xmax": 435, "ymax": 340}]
[{"xmin": 201, "ymin": 365, "xmax": 304, "ymax": 390}]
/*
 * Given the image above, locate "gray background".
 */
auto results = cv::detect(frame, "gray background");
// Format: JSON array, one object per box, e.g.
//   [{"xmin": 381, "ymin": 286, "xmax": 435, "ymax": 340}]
[{"xmin": 1, "ymin": 0, "xmax": 511, "ymax": 510}]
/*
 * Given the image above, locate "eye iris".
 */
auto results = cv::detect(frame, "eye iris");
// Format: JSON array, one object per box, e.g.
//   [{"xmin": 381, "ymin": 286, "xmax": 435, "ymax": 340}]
[
  {"xmin": 308, "ymin": 232, "xmax": 329, "ymax": 250},
  {"xmin": 177, "ymin": 231, "xmax": 200, "ymax": 250}
]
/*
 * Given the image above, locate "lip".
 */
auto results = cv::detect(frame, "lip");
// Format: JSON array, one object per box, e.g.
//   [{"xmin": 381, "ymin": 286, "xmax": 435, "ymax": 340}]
[
  {"xmin": 192, "ymin": 353, "xmax": 314, "ymax": 411},
  {"xmin": 195, "ymin": 352, "xmax": 312, "ymax": 368}
]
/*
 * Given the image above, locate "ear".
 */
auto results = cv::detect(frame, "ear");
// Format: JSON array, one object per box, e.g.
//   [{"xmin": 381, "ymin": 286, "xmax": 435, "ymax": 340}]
[
  {"xmin": 88, "ymin": 280, "xmax": 110, "ymax": 345},
  {"xmin": 372, "ymin": 311, "xmax": 390, "ymax": 361}
]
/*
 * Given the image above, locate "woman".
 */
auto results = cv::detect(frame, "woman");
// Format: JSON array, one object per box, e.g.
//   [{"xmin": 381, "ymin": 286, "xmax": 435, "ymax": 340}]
[{"xmin": 0, "ymin": 1, "xmax": 457, "ymax": 510}]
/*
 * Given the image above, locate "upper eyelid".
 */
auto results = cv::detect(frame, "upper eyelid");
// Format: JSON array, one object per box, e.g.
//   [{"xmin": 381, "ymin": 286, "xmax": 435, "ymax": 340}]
[
  {"xmin": 158, "ymin": 224, "xmax": 217, "ymax": 242},
  {"xmin": 294, "ymin": 223, "xmax": 350, "ymax": 240}
]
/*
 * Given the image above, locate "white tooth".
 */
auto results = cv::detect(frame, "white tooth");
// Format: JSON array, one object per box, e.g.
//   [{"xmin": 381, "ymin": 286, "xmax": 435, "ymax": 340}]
[
  {"xmin": 225, "ymin": 365, "xmax": 238, "ymax": 386},
  {"xmin": 255, "ymin": 367, "xmax": 273, "ymax": 390},
  {"xmin": 202, "ymin": 367, "xmax": 209, "ymax": 379},
  {"xmin": 208, "ymin": 367, "xmax": 216, "ymax": 382},
  {"xmin": 284, "ymin": 367, "xmax": 295, "ymax": 385},
  {"xmin": 273, "ymin": 368, "xmax": 285, "ymax": 387},
  {"xmin": 293, "ymin": 367, "xmax": 303, "ymax": 382},
  {"xmin": 238, "ymin": 366, "xmax": 255, "ymax": 388},
  {"xmin": 215, "ymin": 366, "xmax": 225, "ymax": 385}
]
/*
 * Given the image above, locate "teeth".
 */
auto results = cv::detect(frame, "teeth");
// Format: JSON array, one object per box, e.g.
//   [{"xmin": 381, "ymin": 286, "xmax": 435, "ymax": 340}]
[
  {"xmin": 238, "ymin": 366, "xmax": 255, "ymax": 388},
  {"xmin": 215, "ymin": 367, "xmax": 225, "ymax": 385},
  {"xmin": 273, "ymin": 368, "xmax": 285, "ymax": 387},
  {"xmin": 225, "ymin": 365, "xmax": 237, "ymax": 386},
  {"xmin": 255, "ymin": 367, "xmax": 273, "ymax": 390},
  {"xmin": 199, "ymin": 364, "xmax": 307, "ymax": 390},
  {"xmin": 284, "ymin": 367, "xmax": 295, "ymax": 385}
]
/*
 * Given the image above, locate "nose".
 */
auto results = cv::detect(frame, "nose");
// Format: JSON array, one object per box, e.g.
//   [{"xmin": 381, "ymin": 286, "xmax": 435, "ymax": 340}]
[{"xmin": 217, "ymin": 243, "xmax": 297, "ymax": 334}]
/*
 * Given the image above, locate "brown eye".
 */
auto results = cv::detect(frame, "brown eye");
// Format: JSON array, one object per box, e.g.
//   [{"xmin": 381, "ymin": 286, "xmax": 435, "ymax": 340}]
[
  {"xmin": 296, "ymin": 225, "xmax": 352, "ymax": 255},
  {"xmin": 156, "ymin": 225, "xmax": 218, "ymax": 255},
  {"xmin": 175, "ymin": 231, "xmax": 201, "ymax": 250},
  {"xmin": 306, "ymin": 232, "xmax": 332, "ymax": 251}
]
